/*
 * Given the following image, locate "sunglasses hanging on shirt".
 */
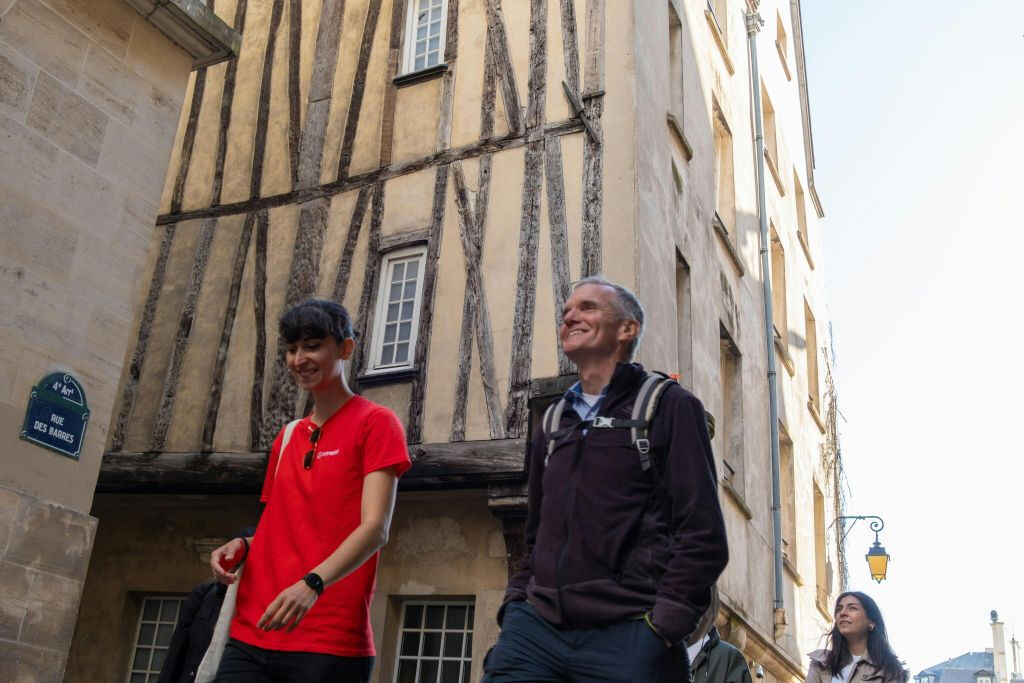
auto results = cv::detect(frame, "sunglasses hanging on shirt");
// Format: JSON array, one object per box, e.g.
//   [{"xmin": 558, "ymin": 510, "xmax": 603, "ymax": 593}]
[{"xmin": 303, "ymin": 427, "xmax": 322, "ymax": 469}]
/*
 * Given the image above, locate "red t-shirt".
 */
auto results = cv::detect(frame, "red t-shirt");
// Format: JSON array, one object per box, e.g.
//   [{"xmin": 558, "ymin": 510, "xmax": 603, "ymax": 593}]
[{"xmin": 230, "ymin": 396, "xmax": 411, "ymax": 656}]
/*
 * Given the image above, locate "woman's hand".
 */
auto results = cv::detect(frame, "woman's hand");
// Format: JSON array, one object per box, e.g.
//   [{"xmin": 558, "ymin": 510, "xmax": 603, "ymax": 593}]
[
  {"xmin": 257, "ymin": 581, "xmax": 318, "ymax": 632},
  {"xmin": 210, "ymin": 538, "xmax": 247, "ymax": 584}
]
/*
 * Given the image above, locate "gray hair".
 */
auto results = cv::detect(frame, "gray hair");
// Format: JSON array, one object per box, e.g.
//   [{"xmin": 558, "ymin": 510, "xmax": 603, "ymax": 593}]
[{"xmin": 572, "ymin": 275, "xmax": 645, "ymax": 360}]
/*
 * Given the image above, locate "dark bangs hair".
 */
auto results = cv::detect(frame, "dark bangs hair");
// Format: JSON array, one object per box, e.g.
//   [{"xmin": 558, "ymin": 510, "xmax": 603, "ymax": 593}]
[
  {"xmin": 279, "ymin": 299, "xmax": 356, "ymax": 344},
  {"xmin": 825, "ymin": 591, "xmax": 906, "ymax": 682}
]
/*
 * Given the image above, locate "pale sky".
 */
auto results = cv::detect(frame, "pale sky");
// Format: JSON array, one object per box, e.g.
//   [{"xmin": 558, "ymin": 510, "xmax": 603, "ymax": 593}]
[{"xmin": 801, "ymin": 0, "xmax": 1024, "ymax": 675}]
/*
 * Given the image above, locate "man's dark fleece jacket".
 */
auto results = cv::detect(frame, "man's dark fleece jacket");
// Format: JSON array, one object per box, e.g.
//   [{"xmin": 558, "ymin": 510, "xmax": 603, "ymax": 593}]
[{"xmin": 502, "ymin": 362, "xmax": 728, "ymax": 645}]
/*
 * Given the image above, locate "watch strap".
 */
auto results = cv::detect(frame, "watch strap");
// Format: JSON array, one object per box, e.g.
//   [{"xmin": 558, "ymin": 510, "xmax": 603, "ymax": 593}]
[{"xmin": 303, "ymin": 572, "xmax": 324, "ymax": 596}]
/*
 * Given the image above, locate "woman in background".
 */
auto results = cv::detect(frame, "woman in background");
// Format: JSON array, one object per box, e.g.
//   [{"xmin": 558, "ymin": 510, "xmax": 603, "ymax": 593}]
[{"xmin": 806, "ymin": 592, "xmax": 907, "ymax": 683}]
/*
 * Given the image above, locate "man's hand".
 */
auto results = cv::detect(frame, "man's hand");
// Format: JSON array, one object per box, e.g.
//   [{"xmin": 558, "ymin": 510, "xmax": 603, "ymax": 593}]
[
  {"xmin": 644, "ymin": 612, "xmax": 675, "ymax": 649},
  {"xmin": 210, "ymin": 538, "xmax": 247, "ymax": 584},
  {"xmin": 257, "ymin": 580, "xmax": 318, "ymax": 632}
]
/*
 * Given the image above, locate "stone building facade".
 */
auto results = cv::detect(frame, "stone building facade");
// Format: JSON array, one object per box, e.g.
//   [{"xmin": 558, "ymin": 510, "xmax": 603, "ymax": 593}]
[
  {"xmin": 0, "ymin": 0, "xmax": 238, "ymax": 680},
  {"xmin": 65, "ymin": 0, "xmax": 842, "ymax": 681}
]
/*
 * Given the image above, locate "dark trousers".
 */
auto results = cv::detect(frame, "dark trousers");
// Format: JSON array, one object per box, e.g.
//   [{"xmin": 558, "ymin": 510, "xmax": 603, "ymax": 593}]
[
  {"xmin": 483, "ymin": 601, "xmax": 690, "ymax": 682},
  {"xmin": 213, "ymin": 638, "xmax": 374, "ymax": 683}
]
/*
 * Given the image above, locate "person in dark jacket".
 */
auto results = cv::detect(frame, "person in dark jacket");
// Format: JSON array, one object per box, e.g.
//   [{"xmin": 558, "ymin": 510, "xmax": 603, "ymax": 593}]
[
  {"xmin": 483, "ymin": 276, "xmax": 729, "ymax": 682},
  {"xmin": 157, "ymin": 580, "xmax": 227, "ymax": 683},
  {"xmin": 687, "ymin": 588, "xmax": 751, "ymax": 683}
]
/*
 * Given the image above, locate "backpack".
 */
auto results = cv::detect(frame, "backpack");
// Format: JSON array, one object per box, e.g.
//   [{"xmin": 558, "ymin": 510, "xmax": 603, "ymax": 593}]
[{"xmin": 541, "ymin": 372, "xmax": 677, "ymax": 474}]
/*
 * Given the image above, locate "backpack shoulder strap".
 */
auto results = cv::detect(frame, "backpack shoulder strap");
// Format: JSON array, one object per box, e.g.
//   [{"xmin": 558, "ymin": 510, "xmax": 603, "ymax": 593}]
[
  {"xmin": 273, "ymin": 419, "xmax": 303, "ymax": 481},
  {"xmin": 542, "ymin": 398, "xmax": 568, "ymax": 467},
  {"xmin": 630, "ymin": 374, "xmax": 677, "ymax": 470}
]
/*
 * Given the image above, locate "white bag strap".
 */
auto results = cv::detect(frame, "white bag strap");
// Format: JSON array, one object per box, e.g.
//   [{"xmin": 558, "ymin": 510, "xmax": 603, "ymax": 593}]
[
  {"xmin": 194, "ymin": 565, "xmax": 243, "ymax": 683},
  {"xmin": 542, "ymin": 398, "xmax": 568, "ymax": 467},
  {"xmin": 272, "ymin": 419, "xmax": 303, "ymax": 480}
]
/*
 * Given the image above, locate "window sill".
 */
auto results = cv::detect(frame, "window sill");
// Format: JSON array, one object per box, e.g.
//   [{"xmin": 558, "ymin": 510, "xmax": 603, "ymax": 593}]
[
  {"xmin": 774, "ymin": 324, "xmax": 795, "ymax": 377},
  {"xmin": 776, "ymin": 41, "xmax": 792, "ymax": 81},
  {"xmin": 764, "ymin": 150, "xmax": 785, "ymax": 196},
  {"xmin": 816, "ymin": 594, "xmax": 833, "ymax": 622},
  {"xmin": 358, "ymin": 366, "xmax": 420, "ymax": 386},
  {"xmin": 807, "ymin": 400, "xmax": 826, "ymax": 434},
  {"xmin": 666, "ymin": 112, "xmax": 694, "ymax": 161},
  {"xmin": 721, "ymin": 477, "xmax": 753, "ymax": 520},
  {"xmin": 783, "ymin": 554, "xmax": 804, "ymax": 586},
  {"xmin": 712, "ymin": 212, "xmax": 745, "ymax": 277},
  {"xmin": 797, "ymin": 229, "xmax": 815, "ymax": 270},
  {"xmin": 393, "ymin": 63, "xmax": 448, "ymax": 88},
  {"xmin": 704, "ymin": 9, "xmax": 735, "ymax": 75}
]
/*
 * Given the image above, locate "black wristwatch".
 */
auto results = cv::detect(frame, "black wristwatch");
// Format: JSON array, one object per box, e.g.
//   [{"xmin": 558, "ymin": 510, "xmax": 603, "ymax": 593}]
[{"xmin": 302, "ymin": 572, "xmax": 325, "ymax": 596}]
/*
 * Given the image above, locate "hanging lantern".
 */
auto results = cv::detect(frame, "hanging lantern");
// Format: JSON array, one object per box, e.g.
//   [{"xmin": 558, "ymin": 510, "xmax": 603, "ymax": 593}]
[{"xmin": 865, "ymin": 539, "xmax": 889, "ymax": 583}]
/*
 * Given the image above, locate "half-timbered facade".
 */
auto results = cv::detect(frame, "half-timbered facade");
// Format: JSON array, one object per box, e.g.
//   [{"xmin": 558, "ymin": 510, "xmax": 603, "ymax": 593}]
[{"xmin": 67, "ymin": 0, "xmax": 843, "ymax": 681}]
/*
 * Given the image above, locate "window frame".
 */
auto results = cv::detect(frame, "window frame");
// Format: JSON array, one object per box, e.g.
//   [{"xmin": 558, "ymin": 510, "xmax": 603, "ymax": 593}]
[
  {"xmin": 393, "ymin": 599, "xmax": 475, "ymax": 683},
  {"xmin": 367, "ymin": 245, "xmax": 428, "ymax": 375},
  {"xmin": 125, "ymin": 594, "xmax": 187, "ymax": 683},
  {"xmin": 400, "ymin": 0, "xmax": 449, "ymax": 76}
]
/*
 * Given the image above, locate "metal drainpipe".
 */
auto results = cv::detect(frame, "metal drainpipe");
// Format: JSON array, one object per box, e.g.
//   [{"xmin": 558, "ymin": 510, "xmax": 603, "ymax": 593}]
[{"xmin": 745, "ymin": 10, "xmax": 786, "ymax": 628}]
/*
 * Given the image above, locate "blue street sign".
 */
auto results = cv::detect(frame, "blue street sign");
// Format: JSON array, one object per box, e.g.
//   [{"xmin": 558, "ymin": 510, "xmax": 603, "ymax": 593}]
[{"xmin": 20, "ymin": 373, "xmax": 89, "ymax": 460}]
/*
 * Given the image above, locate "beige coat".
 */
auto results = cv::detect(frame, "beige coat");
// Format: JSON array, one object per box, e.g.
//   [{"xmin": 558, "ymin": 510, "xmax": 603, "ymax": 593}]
[{"xmin": 805, "ymin": 650, "xmax": 903, "ymax": 683}]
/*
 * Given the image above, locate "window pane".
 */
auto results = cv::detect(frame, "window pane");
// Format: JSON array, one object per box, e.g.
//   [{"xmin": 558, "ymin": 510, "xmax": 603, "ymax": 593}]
[
  {"xmin": 387, "ymin": 303, "xmax": 400, "ymax": 323},
  {"xmin": 426, "ymin": 604, "xmax": 445, "ymax": 628},
  {"xmin": 394, "ymin": 342, "xmax": 409, "ymax": 364},
  {"xmin": 463, "ymin": 666, "xmax": 470, "ymax": 683},
  {"xmin": 161, "ymin": 600, "xmax": 179, "ymax": 622},
  {"xmin": 429, "ymin": 36, "xmax": 440, "ymax": 53},
  {"xmin": 156, "ymin": 624, "xmax": 174, "ymax": 646},
  {"xmin": 415, "ymin": 56, "xmax": 425, "ymax": 71},
  {"xmin": 405, "ymin": 605, "xmax": 424, "ymax": 628},
  {"xmin": 464, "ymin": 632, "xmax": 472, "ymax": 657},
  {"xmin": 132, "ymin": 647, "xmax": 151, "ymax": 671},
  {"xmin": 399, "ymin": 321, "xmax": 412, "ymax": 342},
  {"xmin": 398, "ymin": 660, "xmax": 418, "ymax": 683},
  {"xmin": 419, "ymin": 660, "xmax": 439, "ymax": 683},
  {"xmin": 138, "ymin": 623, "xmax": 155, "ymax": 646},
  {"xmin": 401, "ymin": 631, "xmax": 421, "ymax": 657},
  {"xmin": 389, "ymin": 282, "xmax": 402, "ymax": 302},
  {"xmin": 441, "ymin": 661, "xmax": 461, "ymax": 683},
  {"xmin": 384, "ymin": 323, "xmax": 397, "ymax": 343},
  {"xmin": 417, "ymin": 25, "xmax": 427, "ymax": 40},
  {"xmin": 445, "ymin": 605, "xmax": 466, "ymax": 630},
  {"xmin": 130, "ymin": 674, "xmax": 146, "ymax": 683},
  {"xmin": 403, "ymin": 280, "xmax": 417, "ymax": 300},
  {"xmin": 381, "ymin": 345, "xmax": 395, "ymax": 366},
  {"xmin": 392, "ymin": 261, "xmax": 406, "ymax": 283},
  {"xmin": 422, "ymin": 632, "xmax": 442, "ymax": 657},
  {"xmin": 419, "ymin": 0, "xmax": 429, "ymax": 11},
  {"xmin": 401, "ymin": 301, "xmax": 414, "ymax": 321},
  {"xmin": 431, "ymin": 6, "xmax": 443, "ymax": 21},
  {"xmin": 142, "ymin": 600, "xmax": 160, "ymax": 621},
  {"xmin": 443, "ymin": 632, "xmax": 463, "ymax": 658},
  {"xmin": 151, "ymin": 648, "xmax": 167, "ymax": 670}
]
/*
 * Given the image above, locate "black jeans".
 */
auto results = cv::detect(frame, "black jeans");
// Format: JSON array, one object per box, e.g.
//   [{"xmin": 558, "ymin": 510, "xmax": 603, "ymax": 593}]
[
  {"xmin": 213, "ymin": 638, "xmax": 374, "ymax": 683},
  {"xmin": 482, "ymin": 601, "xmax": 689, "ymax": 682}
]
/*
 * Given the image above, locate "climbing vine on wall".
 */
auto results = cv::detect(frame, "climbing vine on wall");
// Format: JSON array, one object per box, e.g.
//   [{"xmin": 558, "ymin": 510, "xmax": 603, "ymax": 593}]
[{"xmin": 820, "ymin": 324, "xmax": 849, "ymax": 591}]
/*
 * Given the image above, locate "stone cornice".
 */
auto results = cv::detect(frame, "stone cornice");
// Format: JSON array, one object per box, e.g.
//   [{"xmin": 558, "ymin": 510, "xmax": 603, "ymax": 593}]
[{"xmin": 123, "ymin": 0, "xmax": 241, "ymax": 69}]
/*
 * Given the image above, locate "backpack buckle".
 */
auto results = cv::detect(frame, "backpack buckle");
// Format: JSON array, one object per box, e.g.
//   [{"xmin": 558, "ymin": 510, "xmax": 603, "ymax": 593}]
[
  {"xmin": 591, "ymin": 416, "xmax": 615, "ymax": 428},
  {"xmin": 635, "ymin": 438, "xmax": 651, "ymax": 454}
]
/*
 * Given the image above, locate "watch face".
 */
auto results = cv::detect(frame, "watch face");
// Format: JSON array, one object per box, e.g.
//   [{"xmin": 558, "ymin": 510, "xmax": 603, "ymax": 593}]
[{"xmin": 305, "ymin": 573, "xmax": 324, "ymax": 594}]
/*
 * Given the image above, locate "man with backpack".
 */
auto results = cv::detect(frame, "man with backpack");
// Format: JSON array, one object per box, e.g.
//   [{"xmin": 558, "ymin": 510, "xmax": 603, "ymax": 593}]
[{"xmin": 483, "ymin": 276, "xmax": 729, "ymax": 682}]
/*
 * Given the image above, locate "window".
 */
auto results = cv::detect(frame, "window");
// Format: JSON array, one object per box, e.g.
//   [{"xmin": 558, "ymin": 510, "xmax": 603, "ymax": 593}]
[
  {"xmin": 712, "ymin": 100, "xmax": 736, "ymax": 239},
  {"xmin": 369, "ymin": 247, "xmax": 427, "ymax": 373},
  {"xmin": 708, "ymin": 0, "xmax": 727, "ymax": 42},
  {"xmin": 394, "ymin": 601, "xmax": 474, "ymax": 683},
  {"xmin": 794, "ymin": 170, "xmax": 813, "ymax": 268},
  {"xmin": 126, "ymin": 595, "xmax": 185, "ymax": 683},
  {"xmin": 776, "ymin": 11, "xmax": 791, "ymax": 78},
  {"xmin": 780, "ymin": 426, "xmax": 797, "ymax": 566},
  {"xmin": 675, "ymin": 253, "xmax": 693, "ymax": 387},
  {"xmin": 804, "ymin": 301, "xmax": 819, "ymax": 413},
  {"xmin": 813, "ymin": 483, "xmax": 828, "ymax": 613},
  {"xmin": 668, "ymin": 3, "xmax": 684, "ymax": 121},
  {"xmin": 770, "ymin": 225, "xmax": 788, "ymax": 344},
  {"xmin": 978, "ymin": 677, "xmax": 992, "ymax": 683},
  {"xmin": 402, "ymin": 0, "xmax": 448, "ymax": 75},
  {"xmin": 719, "ymin": 325, "xmax": 744, "ymax": 499},
  {"xmin": 761, "ymin": 83, "xmax": 779, "ymax": 176}
]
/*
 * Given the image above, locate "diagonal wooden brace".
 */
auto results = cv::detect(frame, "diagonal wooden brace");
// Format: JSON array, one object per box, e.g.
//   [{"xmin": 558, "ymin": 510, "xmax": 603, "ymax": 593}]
[{"xmin": 562, "ymin": 80, "xmax": 602, "ymax": 145}]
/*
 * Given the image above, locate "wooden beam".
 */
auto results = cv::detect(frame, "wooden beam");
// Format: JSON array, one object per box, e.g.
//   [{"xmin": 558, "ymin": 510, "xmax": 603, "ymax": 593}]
[
  {"xmin": 484, "ymin": 0, "xmax": 523, "ymax": 134},
  {"xmin": 170, "ymin": 67, "xmax": 206, "ymax": 214},
  {"xmin": 250, "ymin": 209, "xmax": 269, "ymax": 450},
  {"xmin": 330, "ymin": 184, "xmax": 371, "ymax": 302},
  {"xmin": 504, "ymin": 0, "xmax": 548, "ymax": 437},
  {"xmin": 336, "ymin": 0, "xmax": 383, "ymax": 180},
  {"xmin": 250, "ymin": 0, "xmax": 286, "ymax": 199},
  {"xmin": 580, "ymin": 0, "xmax": 605, "ymax": 277},
  {"xmin": 155, "ymin": 119, "xmax": 585, "ymax": 225},
  {"xmin": 151, "ymin": 218, "xmax": 218, "ymax": 451},
  {"xmin": 287, "ymin": 0, "xmax": 302, "ymax": 188},
  {"xmin": 378, "ymin": 0, "xmax": 406, "ymax": 167},
  {"xmin": 544, "ymin": 138, "xmax": 574, "ymax": 376},
  {"xmin": 558, "ymin": 0, "xmax": 580, "ymax": 96},
  {"xmin": 297, "ymin": 0, "xmax": 348, "ymax": 189},
  {"xmin": 110, "ymin": 224, "xmax": 177, "ymax": 452},
  {"xmin": 211, "ymin": 0, "xmax": 247, "ymax": 206},
  {"xmin": 201, "ymin": 212, "xmax": 257, "ymax": 452},
  {"xmin": 98, "ymin": 438, "xmax": 526, "ymax": 493},
  {"xmin": 349, "ymin": 182, "xmax": 385, "ymax": 385}
]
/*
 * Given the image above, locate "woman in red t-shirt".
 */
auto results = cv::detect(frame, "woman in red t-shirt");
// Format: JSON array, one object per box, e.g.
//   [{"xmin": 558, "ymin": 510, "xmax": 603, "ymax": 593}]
[{"xmin": 209, "ymin": 299, "xmax": 411, "ymax": 682}]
